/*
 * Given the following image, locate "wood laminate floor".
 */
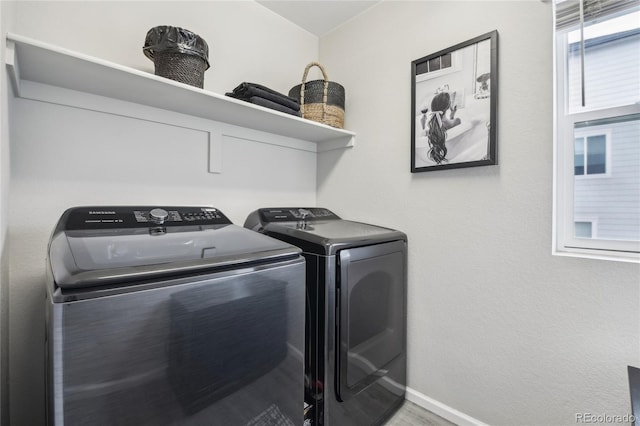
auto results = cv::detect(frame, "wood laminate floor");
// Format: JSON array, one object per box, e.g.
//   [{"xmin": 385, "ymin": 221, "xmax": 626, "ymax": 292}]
[{"xmin": 383, "ymin": 401, "xmax": 457, "ymax": 426}]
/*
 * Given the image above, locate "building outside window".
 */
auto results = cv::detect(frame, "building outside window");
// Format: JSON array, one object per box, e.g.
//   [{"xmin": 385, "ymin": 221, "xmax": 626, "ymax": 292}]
[
  {"xmin": 554, "ymin": 0, "xmax": 640, "ymax": 261},
  {"xmin": 574, "ymin": 130, "xmax": 609, "ymax": 176}
]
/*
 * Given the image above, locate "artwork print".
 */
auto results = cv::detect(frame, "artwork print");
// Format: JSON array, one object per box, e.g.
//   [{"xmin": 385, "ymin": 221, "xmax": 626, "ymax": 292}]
[{"xmin": 411, "ymin": 31, "xmax": 498, "ymax": 172}]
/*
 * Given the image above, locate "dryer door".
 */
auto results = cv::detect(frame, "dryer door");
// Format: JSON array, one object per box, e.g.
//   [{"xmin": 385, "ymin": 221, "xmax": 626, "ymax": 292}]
[{"xmin": 335, "ymin": 240, "xmax": 406, "ymax": 401}]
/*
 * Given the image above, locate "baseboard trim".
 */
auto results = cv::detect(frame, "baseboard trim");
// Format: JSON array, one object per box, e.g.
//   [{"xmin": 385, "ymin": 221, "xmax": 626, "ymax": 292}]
[{"xmin": 405, "ymin": 387, "xmax": 489, "ymax": 426}]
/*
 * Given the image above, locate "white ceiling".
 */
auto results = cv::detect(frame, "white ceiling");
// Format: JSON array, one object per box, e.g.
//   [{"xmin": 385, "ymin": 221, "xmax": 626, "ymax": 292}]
[{"xmin": 256, "ymin": 1, "xmax": 381, "ymax": 36}]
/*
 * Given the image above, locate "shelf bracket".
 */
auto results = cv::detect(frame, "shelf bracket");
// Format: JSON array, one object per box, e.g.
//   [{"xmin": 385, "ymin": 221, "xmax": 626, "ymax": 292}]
[
  {"xmin": 5, "ymin": 40, "xmax": 21, "ymax": 97},
  {"xmin": 316, "ymin": 135, "xmax": 355, "ymax": 153}
]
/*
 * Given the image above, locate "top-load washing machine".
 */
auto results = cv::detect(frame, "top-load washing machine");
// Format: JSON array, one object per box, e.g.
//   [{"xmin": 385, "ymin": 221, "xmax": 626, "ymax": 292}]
[
  {"xmin": 46, "ymin": 206, "xmax": 305, "ymax": 426},
  {"xmin": 244, "ymin": 207, "xmax": 407, "ymax": 426}
]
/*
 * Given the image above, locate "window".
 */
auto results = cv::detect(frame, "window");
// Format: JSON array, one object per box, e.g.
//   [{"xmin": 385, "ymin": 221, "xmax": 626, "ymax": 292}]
[
  {"xmin": 554, "ymin": 0, "xmax": 640, "ymax": 262},
  {"xmin": 575, "ymin": 221, "xmax": 594, "ymax": 238},
  {"xmin": 415, "ymin": 53, "xmax": 452, "ymax": 75},
  {"xmin": 573, "ymin": 129, "xmax": 610, "ymax": 176}
]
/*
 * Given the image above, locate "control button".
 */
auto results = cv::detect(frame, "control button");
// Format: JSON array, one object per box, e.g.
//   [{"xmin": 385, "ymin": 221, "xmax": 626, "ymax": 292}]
[
  {"xmin": 168, "ymin": 211, "xmax": 182, "ymax": 221},
  {"xmin": 298, "ymin": 208, "xmax": 312, "ymax": 219},
  {"xmin": 134, "ymin": 211, "xmax": 149, "ymax": 222},
  {"xmin": 149, "ymin": 208, "xmax": 169, "ymax": 224}
]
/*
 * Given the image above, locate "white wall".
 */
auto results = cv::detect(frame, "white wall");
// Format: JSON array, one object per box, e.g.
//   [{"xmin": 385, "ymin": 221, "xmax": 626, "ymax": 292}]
[
  {"xmin": 318, "ymin": 1, "xmax": 640, "ymax": 425},
  {"xmin": 0, "ymin": 1, "xmax": 15, "ymax": 424},
  {"xmin": 7, "ymin": 2, "xmax": 319, "ymax": 424}
]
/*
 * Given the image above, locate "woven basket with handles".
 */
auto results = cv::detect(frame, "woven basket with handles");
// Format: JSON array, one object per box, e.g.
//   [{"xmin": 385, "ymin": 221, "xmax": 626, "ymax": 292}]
[{"xmin": 289, "ymin": 62, "xmax": 345, "ymax": 129}]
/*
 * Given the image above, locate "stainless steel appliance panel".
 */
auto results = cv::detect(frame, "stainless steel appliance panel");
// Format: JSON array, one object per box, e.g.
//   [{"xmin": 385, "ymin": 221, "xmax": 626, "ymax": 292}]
[
  {"xmin": 326, "ymin": 242, "xmax": 406, "ymax": 426},
  {"xmin": 47, "ymin": 260, "xmax": 304, "ymax": 426},
  {"xmin": 244, "ymin": 208, "xmax": 407, "ymax": 426},
  {"xmin": 336, "ymin": 241, "xmax": 405, "ymax": 400}
]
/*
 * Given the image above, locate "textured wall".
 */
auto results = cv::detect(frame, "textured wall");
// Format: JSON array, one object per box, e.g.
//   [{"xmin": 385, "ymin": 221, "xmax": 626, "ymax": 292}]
[
  {"xmin": 0, "ymin": 2, "xmax": 15, "ymax": 424},
  {"xmin": 317, "ymin": 2, "xmax": 640, "ymax": 424}
]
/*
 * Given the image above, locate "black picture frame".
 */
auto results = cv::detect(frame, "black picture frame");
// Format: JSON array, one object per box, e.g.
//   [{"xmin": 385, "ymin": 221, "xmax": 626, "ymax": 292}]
[{"xmin": 411, "ymin": 30, "xmax": 498, "ymax": 173}]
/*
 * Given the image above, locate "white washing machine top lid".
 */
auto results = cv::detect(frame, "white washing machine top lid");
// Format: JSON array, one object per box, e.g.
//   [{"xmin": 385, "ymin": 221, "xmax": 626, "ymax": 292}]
[{"xmin": 49, "ymin": 206, "xmax": 301, "ymax": 288}]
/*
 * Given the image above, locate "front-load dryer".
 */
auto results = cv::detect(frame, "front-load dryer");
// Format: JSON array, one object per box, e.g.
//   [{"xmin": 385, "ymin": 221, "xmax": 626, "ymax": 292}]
[
  {"xmin": 244, "ymin": 207, "xmax": 407, "ymax": 426},
  {"xmin": 46, "ymin": 206, "xmax": 305, "ymax": 426}
]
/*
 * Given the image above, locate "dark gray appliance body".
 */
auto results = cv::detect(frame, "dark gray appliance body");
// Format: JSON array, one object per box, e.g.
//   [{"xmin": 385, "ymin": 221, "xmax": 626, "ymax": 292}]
[
  {"xmin": 244, "ymin": 208, "xmax": 407, "ymax": 426},
  {"xmin": 46, "ymin": 206, "xmax": 305, "ymax": 426}
]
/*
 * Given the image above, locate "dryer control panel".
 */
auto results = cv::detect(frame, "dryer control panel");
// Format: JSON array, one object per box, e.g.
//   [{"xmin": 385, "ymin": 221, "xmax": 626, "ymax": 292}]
[
  {"xmin": 61, "ymin": 206, "xmax": 232, "ymax": 230},
  {"xmin": 257, "ymin": 208, "xmax": 340, "ymax": 222}
]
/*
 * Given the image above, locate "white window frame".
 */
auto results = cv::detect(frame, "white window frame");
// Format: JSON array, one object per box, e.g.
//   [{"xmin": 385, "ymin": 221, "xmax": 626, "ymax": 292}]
[{"xmin": 553, "ymin": 8, "xmax": 640, "ymax": 263}]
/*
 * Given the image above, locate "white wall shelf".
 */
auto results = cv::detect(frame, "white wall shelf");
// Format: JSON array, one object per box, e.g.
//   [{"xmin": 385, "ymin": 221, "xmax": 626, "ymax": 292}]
[{"xmin": 5, "ymin": 33, "xmax": 355, "ymax": 151}]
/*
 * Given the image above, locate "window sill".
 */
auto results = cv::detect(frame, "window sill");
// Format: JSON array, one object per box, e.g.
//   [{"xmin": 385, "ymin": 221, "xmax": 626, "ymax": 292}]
[{"xmin": 553, "ymin": 246, "xmax": 640, "ymax": 263}]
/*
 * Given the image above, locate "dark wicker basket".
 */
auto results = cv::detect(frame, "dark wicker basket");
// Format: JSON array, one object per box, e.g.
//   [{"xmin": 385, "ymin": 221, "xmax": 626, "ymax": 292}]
[
  {"xmin": 289, "ymin": 62, "xmax": 345, "ymax": 128},
  {"xmin": 152, "ymin": 51, "xmax": 208, "ymax": 88},
  {"xmin": 143, "ymin": 26, "xmax": 210, "ymax": 88}
]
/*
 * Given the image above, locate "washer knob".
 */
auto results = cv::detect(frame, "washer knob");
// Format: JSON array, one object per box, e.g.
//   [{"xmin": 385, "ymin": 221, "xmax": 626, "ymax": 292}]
[
  {"xmin": 298, "ymin": 208, "xmax": 311, "ymax": 219},
  {"xmin": 149, "ymin": 208, "xmax": 169, "ymax": 224}
]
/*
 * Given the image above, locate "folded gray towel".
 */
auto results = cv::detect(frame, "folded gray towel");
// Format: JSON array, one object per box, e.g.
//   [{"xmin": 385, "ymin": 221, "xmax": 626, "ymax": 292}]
[
  {"xmin": 225, "ymin": 92, "xmax": 302, "ymax": 117},
  {"xmin": 230, "ymin": 82, "xmax": 300, "ymax": 111},
  {"xmin": 249, "ymin": 96, "xmax": 302, "ymax": 117}
]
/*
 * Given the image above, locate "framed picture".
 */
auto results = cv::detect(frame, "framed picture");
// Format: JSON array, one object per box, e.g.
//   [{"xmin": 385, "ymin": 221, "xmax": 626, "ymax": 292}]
[{"xmin": 411, "ymin": 30, "xmax": 498, "ymax": 173}]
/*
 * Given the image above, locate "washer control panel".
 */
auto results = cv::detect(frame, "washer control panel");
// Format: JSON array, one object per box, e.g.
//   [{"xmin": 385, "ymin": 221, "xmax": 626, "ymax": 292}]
[
  {"xmin": 258, "ymin": 208, "xmax": 340, "ymax": 223},
  {"xmin": 62, "ymin": 206, "xmax": 232, "ymax": 230}
]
